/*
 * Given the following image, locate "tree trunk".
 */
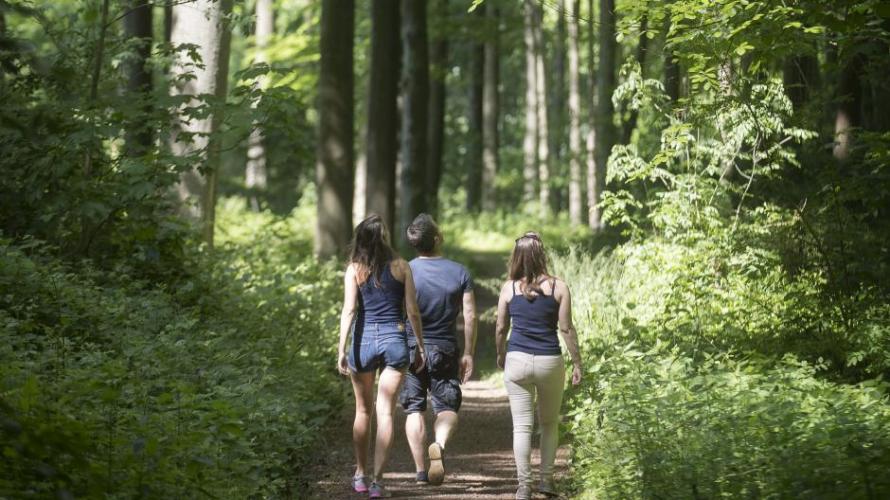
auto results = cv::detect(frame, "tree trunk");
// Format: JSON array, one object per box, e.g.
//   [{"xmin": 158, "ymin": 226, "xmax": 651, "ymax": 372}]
[
  {"xmin": 399, "ymin": 0, "xmax": 429, "ymax": 245},
  {"xmin": 123, "ymin": 0, "xmax": 153, "ymax": 157},
  {"xmin": 353, "ymin": 120, "xmax": 368, "ymax": 224},
  {"xmin": 550, "ymin": 0, "xmax": 566, "ymax": 212},
  {"xmin": 315, "ymin": 0, "xmax": 354, "ymax": 259},
  {"xmin": 365, "ymin": 0, "xmax": 401, "ymax": 235},
  {"xmin": 533, "ymin": 4, "xmax": 551, "ymax": 212},
  {"xmin": 663, "ymin": 19, "xmax": 680, "ymax": 103},
  {"xmin": 245, "ymin": 0, "xmax": 273, "ymax": 212},
  {"xmin": 481, "ymin": 3, "xmax": 499, "ymax": 211},
  {"xmin": 833, "ymin": 51, "xmax": 864, "ymax": 161},
  {"xmin": 522, "ymin": 0, "xmax": 538, "ymax": 203},
  {"xmin": 621, "ymin": 14, "xmax": 647, "ymax": 144},
  {"xmin": 586, "ymin": 0, "xmax": 597, "ymax": 227},
  {"xmin": 164, "ymin": 3, "xmax": 173, "ymax": 44},
  {"xmin": 170, "ymin": 0, "xmax": 233, "ymax": 247},
  {"xmin": 590, "ymin": 0, "xmax": 616, "ymax": 232},
  {"xmin": 426, "ymin": 0, "xmax": 448, "ymax": 217},
  {"xmin": 567, "ymin": 0, "xmax": 583, "ymax": 225},
  {"xmin": 466, "ymin": 6, "xmax": 485, "ymax": 212}
]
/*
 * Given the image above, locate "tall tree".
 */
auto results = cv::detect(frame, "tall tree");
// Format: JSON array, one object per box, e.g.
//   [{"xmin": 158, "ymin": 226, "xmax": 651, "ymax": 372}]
[
  {"xmin": 522, "ymin": 0, "xmax": 539, "ymax": 203},
  {"xmin": 399, "ymin": 0, "xmax": 429, "ymax": 242},
  {"xmin": 426, "ymin": 0, "xmax": 449, "ymax": 216},
  {"xmin": 621, "ymin": 15, "xmax": 648, "ymax": 144},
  {"xmin": 365, "ymin": 0, "xmax": 401, "ymax": 236},
  {"xmin": 586, "ymin": 0, "xmax": 598, "ymax": 227},
  {"xmin": 590, "ymin": 0, "xmax": 616, "ymax": 231},
  {"xmin": 833, "ymin": 51, "xmax": 864, "ymax": 161},
  {"xmin": 567, "ymin": 0, "xmax": 583, "ymax": 224},
  {"xmin": 466, "ymin": 6, "xmax": 485, "ymax": 212},
  {"xmin": 170, "ymin": 0, "xmax": 233, "ymax": 246},
  {"xmin": 533, "ymin": 3, "xmax": 551, "ymax": 211},
  {"xmin": 245, "ymin": 0, "xmax": 273, "ymax": 212},
  {"xmin": 550, "ymin": 0, "xmax": 566, "ymax": 211},
  {"xmin": 481, "ymin": 3, "xmax": 500, "ymax": 211},
  {"xmin": 122, "ymin": 0, "xmax": 153, "ymax": 156},
  {"xmin": 315, "ymin": 0, "xmax": 354, "ymax": 259}
]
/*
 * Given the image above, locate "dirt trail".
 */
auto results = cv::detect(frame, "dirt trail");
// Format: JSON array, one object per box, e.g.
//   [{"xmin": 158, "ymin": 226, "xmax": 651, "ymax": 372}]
[{"xmin": 307, "ymin": 251, "xmax": 569, "ymax": 499}]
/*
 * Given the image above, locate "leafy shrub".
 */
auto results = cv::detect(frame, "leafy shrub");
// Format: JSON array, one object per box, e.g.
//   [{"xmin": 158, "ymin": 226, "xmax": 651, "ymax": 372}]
[
  {"xmin": 552, "ymin": 248, "xmax": 890, "ymax": 499},
  {"xmin": 0, "ymin": 201, "xmax": 345, "ymax": 498}
]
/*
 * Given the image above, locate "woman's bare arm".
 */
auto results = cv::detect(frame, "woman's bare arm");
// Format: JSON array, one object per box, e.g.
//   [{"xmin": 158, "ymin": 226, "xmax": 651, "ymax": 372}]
[
  {"xmin": 495, "ymin": 281, "xmax": 512, "ymax": 369},
  {"xmin": 337, "ymin": 265, "xmax": 359, "ymax": 375},
  {"xmin": 555, "ymin": 279, "xmax": 583, "ymax": 385}
]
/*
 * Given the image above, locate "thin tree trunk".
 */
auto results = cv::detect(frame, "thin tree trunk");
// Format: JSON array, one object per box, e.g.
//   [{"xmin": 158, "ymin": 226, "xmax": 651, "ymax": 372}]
[
  {"xmin": 586, "ymin": 0, "xmax": 597, "ymax": 227},
  {"xmin": 533, "ymin": 4, "xmax": 551, "ymax": 212},
  {"xmin": 591, "ymin": 0, "xmax": 616, "ymax": 232},
  {"xmin": 170, "ymin": 0, "xmax": 233, "ymax": 247},
  {"xmin": 353, "ymin": 119, "xmax": 368, "ymax": 224},
  {"xmin": 245, "ymin": 0, "xmax": 273, "ymax": 212},
  {"xmin": 123, "ymin": 0, "xmax": 153, "ymax": 157},
  {"xmin": 426, "ymin": 0, "xmax": 448, "ymax": 217},
  {"xmin": 567, "ymin": 0, "xmax": 583, "ymax": 224},
  {"xmin": 833, "ymin": 51, "xmax": 864, "ymax": 161},
  {"xmin": 481, "ymin": 4, "xmax": 499, "ymax": 211},
  {"xmin": 663, "ymin": 19, "xmax": 680, "ymax": 103},
  {"xmin": 550, "ymin": 0, "xmax": 566, "ymax": 212},
  {"xmin": 522, "ymin": 0, "xmax": 538, "ymax": 203},
  {"xmin": 164, "ymin": 3, "xmax": 173, "ymax": 44},
  {"xmin": 400, "ymin": 0, "xmax": 429, "ymax": 244},
  {"xmin": 718, "ymin": 61, "xmax": 736, "ymax": 181},
  {"xmin": 621, "ymin": 14, "xmax": 647, "ymax": 144},
  {"xmin": 365, "ymin": 0, "xmax": 400, "ymax": 235},
  {"xmin": 466, "ymin": 6, "xmax": 485, "ymax": 212}
]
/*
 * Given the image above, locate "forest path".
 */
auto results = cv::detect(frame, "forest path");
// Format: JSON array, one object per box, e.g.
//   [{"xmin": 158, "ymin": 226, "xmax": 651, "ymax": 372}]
[{"xmin": 306, "ymin": 251, "xmax": 570, "ymax": 499}]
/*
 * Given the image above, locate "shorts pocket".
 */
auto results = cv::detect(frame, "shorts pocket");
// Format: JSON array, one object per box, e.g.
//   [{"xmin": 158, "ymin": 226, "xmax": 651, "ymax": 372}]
[{"xmin": 428, "ymin": 344, "xmax": 458, "ymax": 377}]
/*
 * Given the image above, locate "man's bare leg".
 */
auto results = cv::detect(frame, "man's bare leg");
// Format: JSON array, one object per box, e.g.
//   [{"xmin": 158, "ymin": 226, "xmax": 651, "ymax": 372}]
[{"xmin": 405, "ymin": 412, "xmax": 427, "ymax": 473}]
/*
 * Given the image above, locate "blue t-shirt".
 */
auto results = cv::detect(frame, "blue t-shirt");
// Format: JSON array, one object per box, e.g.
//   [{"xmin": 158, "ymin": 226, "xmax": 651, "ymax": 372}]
[{"xmin": 406, "ymin": 257, "xmax": 473, "ymax": 347}]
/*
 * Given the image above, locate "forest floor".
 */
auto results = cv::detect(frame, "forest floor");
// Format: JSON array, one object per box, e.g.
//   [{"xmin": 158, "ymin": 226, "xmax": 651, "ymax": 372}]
[{"xmin": 305, "ymin": 251, "xmax": 571, "ymax": 499}]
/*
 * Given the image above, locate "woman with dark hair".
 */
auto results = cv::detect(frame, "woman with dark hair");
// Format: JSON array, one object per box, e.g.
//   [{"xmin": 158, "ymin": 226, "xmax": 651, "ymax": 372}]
[
  {"xmin": 337, "ymin": 214, "xmax": 425, "ymax": 498},
  {"xmin": 495, "ymin": 232, "xmax": 583, "ymax": 499}
]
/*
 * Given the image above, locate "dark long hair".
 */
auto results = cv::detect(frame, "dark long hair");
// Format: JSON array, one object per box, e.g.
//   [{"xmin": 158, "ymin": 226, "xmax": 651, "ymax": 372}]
[
  {"xmin": 508, "ymin": 232, "xmax": 550, "ymax": 300},
  {"xmin": 349, "ymin": 214, "xmax": 395, "ymax": 286}
]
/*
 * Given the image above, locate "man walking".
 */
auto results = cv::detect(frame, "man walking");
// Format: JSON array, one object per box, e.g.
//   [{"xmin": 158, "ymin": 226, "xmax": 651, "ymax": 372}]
[{"xmin": 400, "ymin": 214, "xmax": 477, "ymax": 486}]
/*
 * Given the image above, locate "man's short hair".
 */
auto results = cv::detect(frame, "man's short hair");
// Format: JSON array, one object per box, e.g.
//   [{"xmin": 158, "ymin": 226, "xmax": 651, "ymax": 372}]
[{"xmin": 406, "ymin": 213, "xmax": 439, "ymax": 253}]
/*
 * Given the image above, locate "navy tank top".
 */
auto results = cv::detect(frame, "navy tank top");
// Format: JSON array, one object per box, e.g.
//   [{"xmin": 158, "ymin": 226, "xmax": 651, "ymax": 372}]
[
  {"xmin": 358, "ymin": 261, "xmax": 405, "ymax": 324},
  {"xmin": 507, "ymin": 279, "xmax": 561, "ymax": 355}
]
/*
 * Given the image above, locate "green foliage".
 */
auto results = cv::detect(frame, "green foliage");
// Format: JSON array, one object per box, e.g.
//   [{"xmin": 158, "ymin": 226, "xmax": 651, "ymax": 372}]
[
  {"xmin": 0, "ymin": 201, "xmax": 345, "ymax": 498},
  {"xmin": 553, "ymin": 247, "xmax": 890, "ymax": 499}
]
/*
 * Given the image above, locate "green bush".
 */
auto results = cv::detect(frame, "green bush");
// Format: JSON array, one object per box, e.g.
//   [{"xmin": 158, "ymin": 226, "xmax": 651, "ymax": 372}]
[
  {"xmin": 0, "ymin": 201, "xmax": 345, "ymax": 498},
  {"xmin": 553, "ymin": 246, "xmax": 890, "ymax": 499}
]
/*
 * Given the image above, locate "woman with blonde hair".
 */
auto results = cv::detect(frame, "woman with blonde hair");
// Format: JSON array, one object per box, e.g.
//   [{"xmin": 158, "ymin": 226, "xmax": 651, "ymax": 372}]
[
  {"xmin": 495, "ymin": 232, "xmax": 583, "ymax": 499},
  {"xmin": 337, "ymin": 214, "xmax": 425, "ymax": 498}
]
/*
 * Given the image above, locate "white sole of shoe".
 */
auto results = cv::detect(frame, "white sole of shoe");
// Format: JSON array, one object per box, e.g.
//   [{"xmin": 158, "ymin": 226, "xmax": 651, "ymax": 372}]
[{"xmin": 428, "ymin": 443, "xmax": 445, "ymax": 485}]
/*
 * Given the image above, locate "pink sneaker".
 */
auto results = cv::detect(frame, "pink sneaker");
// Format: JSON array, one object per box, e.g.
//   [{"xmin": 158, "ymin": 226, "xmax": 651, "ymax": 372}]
[{"xmin": 352, "ymin": 475, "xmax": 369, "ymax": 493}]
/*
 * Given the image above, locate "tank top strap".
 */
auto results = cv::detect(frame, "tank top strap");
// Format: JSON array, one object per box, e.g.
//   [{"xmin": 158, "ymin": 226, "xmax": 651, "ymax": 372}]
[
  {"xmin": 549, "ymin": 278, "xmax": 556, "ymax": 297},
  {"xmin": 511, "ymin": 280, "xmax": 517, "ymax": 296}
]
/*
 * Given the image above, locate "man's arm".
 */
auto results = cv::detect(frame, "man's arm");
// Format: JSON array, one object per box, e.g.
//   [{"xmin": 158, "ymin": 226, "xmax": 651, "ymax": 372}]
[{"xmin": 460, "ymin": 290, "xmax": 477, "ymax": 383}]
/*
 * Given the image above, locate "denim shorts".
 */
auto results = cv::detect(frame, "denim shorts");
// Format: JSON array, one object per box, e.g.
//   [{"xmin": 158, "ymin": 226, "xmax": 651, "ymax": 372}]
[
  {"xmin": 348, "ymin": 321, "xmax": 410, "ymax": 373},
  {"xmin": 399, "ymin": 343, "xmax": 462, "ymax": 414}
]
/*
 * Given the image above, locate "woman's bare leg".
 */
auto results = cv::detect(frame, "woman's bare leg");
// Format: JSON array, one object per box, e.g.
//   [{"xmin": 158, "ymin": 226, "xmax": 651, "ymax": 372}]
[
  {"xmin": 373, "ymin": 367, "xmax": 404, "ymax": 480},
  {"xmin": 350, "ymin": 371, "xmax": 375, "ymax": 477}
]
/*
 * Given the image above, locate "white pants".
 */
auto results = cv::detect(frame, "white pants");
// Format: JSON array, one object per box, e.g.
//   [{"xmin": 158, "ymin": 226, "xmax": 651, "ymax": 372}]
[{"xmin": 503, "ymin": 351, "xmax": 565, "ymax": 487}]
